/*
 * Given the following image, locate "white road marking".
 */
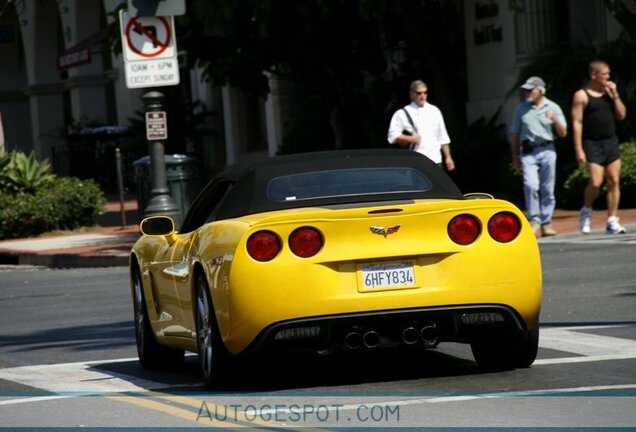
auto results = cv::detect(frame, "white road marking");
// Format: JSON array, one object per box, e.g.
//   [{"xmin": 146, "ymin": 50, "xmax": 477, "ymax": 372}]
[
  {"xmin": 536, "ymin": 325, "xmax": 636, "ymax": 365},
  {"xmin": 0, "ymin": 325, "xmax": 634, "ymax": 408},
  {"xmin": 0, "ymin": 357, "xmax": 168, "ymax": 406},
  {"xmin": 422, "ymin": 383, "xmax": 636, "ymax": 403}
]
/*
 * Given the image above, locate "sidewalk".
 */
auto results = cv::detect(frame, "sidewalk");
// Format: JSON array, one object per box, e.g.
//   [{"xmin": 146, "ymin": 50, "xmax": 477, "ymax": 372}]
[
  {"xmin": 0, "ymin": 197, "xmax": 140, "ymax": 268},
  {"xmin": 0, "ymin": 197, "xmax": 635, "ymax": 268}
]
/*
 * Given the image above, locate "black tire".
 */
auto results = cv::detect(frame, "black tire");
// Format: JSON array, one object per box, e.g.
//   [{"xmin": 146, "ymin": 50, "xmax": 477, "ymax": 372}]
[
  {"xmin": 195, "ymin": 273, "xmax": 235, "ymax": 388},
  {"xmin": 132, "ymin": 267, "xmax": 184, "ymax": 369},
  {"xmin": 511, "ymin": 325, "xmax": 539, "ymax": 368},
  {"xmin": 471, "ymin": 325, "xmax": 539, "ymax": 372}
]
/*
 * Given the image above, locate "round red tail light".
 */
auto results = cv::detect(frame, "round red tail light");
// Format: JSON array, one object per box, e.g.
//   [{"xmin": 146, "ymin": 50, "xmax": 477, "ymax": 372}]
[
  {"xmin": 448, "ymin": 214, "xmax": 480, "ymax": 245},
  {"xmin": 247, "ymin": 231, "xmax": 281, "ymax": 261},
  {"xmin": 488, "ymin": 212, "xmax": 521, "ymax": 243},
  {"xmin": 289, "ymin": 227, "xmax": 323, "ymax": 258}
]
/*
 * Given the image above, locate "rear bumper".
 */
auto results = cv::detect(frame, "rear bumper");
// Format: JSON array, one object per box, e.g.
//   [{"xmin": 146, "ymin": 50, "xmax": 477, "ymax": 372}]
[{"xmin": 241, "ymin": 304, "xmax": 533, "ymax": 355}]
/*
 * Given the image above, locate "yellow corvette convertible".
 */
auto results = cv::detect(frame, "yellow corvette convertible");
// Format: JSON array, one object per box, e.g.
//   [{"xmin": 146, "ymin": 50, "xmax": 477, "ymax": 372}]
[{"xmin": 129, "ymin": 149, "xmax": 541, "ymax": 386}]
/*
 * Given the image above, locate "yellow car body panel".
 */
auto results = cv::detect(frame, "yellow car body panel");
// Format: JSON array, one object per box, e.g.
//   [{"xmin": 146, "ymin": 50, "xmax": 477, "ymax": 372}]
[{"xmin": 132, "ymin": 198, "xmax": 541, "ymax": 355}]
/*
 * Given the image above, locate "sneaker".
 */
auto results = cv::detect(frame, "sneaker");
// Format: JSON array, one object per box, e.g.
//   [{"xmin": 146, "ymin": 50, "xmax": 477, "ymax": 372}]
[
  {"xmin": 541, "ymin": 223, "xmax": 557, "ymax": 236},
  {"xmin": 579, "ymin": 207, "xmax": 591, "ymax": 234},
  {"xmin": 530, "ymin": 220, "xmax": 541, "ymax": 238},
  {"xmin": 606, "ymin": 216, "xmax": 626, "ymax": 234}
]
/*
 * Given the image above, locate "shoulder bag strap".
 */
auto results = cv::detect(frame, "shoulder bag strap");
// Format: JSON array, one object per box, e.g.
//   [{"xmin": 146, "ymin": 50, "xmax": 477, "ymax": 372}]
[
  {"xmin": 402, "ymin": 108, "xmax": 416, "ymax": 150},
  {"xmin": 402, "ymin": 107, "xmax": 417, "ymax": 132}
]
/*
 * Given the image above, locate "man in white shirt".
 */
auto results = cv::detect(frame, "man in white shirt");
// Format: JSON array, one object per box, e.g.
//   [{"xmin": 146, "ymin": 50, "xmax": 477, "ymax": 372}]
[{"xmin": 387, "ymin": 80, "xmax": 455, "ymax": 171}]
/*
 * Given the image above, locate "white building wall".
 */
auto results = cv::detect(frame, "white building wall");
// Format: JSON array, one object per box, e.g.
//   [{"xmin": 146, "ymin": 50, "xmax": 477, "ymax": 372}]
[
  {"xmin": 464, "ymin": 0, "xmax": 520, "ymax": 128},
  {"xmin": 464, "ymin": 0, "xmax": 626, "ymax": 134},
  {"xmin": 22, "ymin": 0, "xmax": 65, "ymax": 160},
  {"xmin": 103, "ymin": 0, "xmax": 144, "ymax": 127},
  {"xmin": 62, "ymin": 0, "xmax": 110, "ymax": 126},
  {"xmin": 0, "ymin": 2, "xmax": 30, "ymax": 152}
]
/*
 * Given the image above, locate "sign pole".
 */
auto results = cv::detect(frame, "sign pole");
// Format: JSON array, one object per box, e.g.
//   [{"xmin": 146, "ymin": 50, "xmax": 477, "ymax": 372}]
[{"xmin": 142, "ymin": 91, "xmax": 181, "ymax": 226}]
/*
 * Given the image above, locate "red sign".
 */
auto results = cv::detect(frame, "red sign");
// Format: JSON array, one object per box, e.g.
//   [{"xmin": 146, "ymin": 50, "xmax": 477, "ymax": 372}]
[
  {"xmin": 58, "ymin": 48, "xmax": 91, "ymax": 70},
  {"xmin": 125, "ymin": 16, "xmax": 171, "ymax": 58},
  {"xmin": 121, "ymin": 11, "xmax": 175, "ymax": 62}
]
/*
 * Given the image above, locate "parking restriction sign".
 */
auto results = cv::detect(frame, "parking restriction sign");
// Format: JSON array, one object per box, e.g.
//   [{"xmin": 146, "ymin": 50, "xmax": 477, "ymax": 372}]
[
  {"xmin": 146, "ymin": 111, "xmax": 168, "ymax": 140},
  {"xmin": 119, "ymin": 10, "xmax": 180, "ymax": 89}
]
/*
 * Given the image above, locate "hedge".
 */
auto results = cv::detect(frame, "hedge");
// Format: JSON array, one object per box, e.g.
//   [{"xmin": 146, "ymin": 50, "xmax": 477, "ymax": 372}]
[
  {"xmin": 561, "ymin": 141, "xmax": 636, "ymax": 209},
  {"xmin": 0, "ymin": 177, "xmax": 105, "ymax": 240}
]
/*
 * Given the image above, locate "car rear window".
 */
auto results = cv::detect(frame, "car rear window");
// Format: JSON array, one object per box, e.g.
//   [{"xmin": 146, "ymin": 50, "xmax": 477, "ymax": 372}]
[{"xmin": 267, "ymin": 167, "xmax": 433, "ymax": 202}]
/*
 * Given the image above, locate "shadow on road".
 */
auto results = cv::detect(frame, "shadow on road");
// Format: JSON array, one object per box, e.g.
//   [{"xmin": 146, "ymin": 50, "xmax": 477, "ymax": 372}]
[{"xmin": 92, "ymin": 347, "xmax": 480, "ymax": 393}]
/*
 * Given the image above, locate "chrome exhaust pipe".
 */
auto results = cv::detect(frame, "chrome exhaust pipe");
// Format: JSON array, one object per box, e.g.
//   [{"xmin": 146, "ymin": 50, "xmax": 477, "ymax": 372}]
[
  {"xmin": 401, "ymin": 326, "xmax": 420, "ymax": 345},
  {"xmin": 362, "ymin": 330, "xmax": 380, "ymax": 348},
  {"xmin": 420, "ymin": 324, "xmax": 439, "ymax": 347},
  {"xmin": 344, "ymin": 331, "xmax": 362, "ymax": 350}
]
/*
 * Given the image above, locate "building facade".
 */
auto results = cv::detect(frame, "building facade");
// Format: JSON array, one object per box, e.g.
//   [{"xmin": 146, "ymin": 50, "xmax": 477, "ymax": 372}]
[
  {"xmin": 0, "ymin": 0, "xmax": 626, "ymax": 185},
  {"xmin": 463, "ymin": 0, "xmax": 624, "ymax": 127}
]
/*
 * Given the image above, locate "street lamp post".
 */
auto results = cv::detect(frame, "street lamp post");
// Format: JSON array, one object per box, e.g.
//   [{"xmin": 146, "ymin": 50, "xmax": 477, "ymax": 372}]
[{"xmin": 142, "ymin": 91, "xmax": 182, "ymax": 226}]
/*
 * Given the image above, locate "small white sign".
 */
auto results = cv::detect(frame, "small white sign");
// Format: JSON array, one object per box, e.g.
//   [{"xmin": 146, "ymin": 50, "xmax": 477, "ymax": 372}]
[
  {"xmin": 125, "ymin": 57, "xmax": 180, "ymax": 88},
  {"xmin": 146, "ymin": 111, "xmax": 168, "ymax": 140}
]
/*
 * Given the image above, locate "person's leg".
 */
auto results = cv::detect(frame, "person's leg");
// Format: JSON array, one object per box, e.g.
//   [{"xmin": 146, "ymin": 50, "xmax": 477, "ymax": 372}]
[
  {"xmin": 521, "ymin": 154, "xmax": 540, "ymax": 222},
  {"xmin": 605, "ymin": 158, "xmax": 625, "ymax": 233},
  {"xmin": 579, "ymin": 162, "xmax": 604, "ymax": 234},
  {"xmin": 538, "ymin": 148, "xmax": 557, "ymax": 226},
  {"xmin": 605, "ymin": 158, "xmax": 621, "ymax": 218},
  {"xmin": 583, "ymin": 162, "xmax": 605, "ymax": 208}
]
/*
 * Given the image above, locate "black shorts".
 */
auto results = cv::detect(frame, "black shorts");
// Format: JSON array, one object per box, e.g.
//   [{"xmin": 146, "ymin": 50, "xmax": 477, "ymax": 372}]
[{"xmin": 583, "ymin": 136, "xmax": 620, "ymax": 166}]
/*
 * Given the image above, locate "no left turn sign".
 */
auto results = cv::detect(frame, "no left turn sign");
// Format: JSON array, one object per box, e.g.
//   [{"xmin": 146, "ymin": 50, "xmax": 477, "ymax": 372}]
[{"xmin": 120, "ymin": 10, "xmax": 176, "ymax": 62}]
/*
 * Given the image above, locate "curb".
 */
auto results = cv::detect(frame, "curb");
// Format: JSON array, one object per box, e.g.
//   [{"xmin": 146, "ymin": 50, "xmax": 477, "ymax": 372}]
[{"xmin": 0, "ymin": 252, "xmax": 129, "ymax": 268}]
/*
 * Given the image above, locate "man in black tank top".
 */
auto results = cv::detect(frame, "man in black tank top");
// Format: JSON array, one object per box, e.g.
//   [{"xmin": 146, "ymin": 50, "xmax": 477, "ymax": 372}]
[{"xmin": 571, "ymin": 60, "xmax": 627, "ymax": 234}]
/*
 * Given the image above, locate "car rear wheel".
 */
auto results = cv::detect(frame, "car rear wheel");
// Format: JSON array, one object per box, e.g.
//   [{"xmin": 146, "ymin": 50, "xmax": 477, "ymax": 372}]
[
  {"xmin": 195, "ymin": 273, "xmax": 234, "ymax": 387},
  {"xmin": 132, "ymin": 268, "xmax": 184, "ymax": 369},
  {"xmin": 471, "ymin": 326, "xmax": 539, "ymax": 371}
]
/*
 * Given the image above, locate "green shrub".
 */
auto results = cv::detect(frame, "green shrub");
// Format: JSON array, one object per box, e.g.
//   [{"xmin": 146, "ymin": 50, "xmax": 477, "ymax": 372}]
[
  {"xmin": 561, "ymin": 141, "xmax": 636, "ymax": 209},
  {"xmin": 0, "ymin": 177, "xmax": 105, "ymax": 240},
  {"xmin": 0, "ymin": 151, "xmax": 55, "ymax": 194}
]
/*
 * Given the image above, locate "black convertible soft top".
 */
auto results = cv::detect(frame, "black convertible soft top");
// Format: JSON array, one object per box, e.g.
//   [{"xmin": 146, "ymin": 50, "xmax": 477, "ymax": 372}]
[{"xmin": 209, "ymin": 149, "xmax": 464, "ymax": 220}]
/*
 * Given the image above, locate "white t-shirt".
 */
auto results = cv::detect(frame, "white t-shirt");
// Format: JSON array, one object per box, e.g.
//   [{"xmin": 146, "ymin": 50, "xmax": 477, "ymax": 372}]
[{"xmin": 387, "ymin": 102, "xmax": 450, "ymax": 164}]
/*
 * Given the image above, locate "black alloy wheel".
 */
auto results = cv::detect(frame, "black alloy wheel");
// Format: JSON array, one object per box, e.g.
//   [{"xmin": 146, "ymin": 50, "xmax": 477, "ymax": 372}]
[{"xmin": 195, "ymin": 273, "xmax": 234, "ymax": 387}]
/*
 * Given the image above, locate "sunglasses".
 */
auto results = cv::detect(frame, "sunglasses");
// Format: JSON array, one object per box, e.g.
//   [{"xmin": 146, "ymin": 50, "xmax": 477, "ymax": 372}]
[{"xmin": 413, "ymin": 91, "xmax": 428, "ymax": 95}]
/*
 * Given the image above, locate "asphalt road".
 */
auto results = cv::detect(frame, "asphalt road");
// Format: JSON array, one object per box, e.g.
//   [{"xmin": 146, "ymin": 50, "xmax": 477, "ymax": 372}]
[{"xmin": 0, "ymin": 234, "xmax": 635, "ymax": 428}]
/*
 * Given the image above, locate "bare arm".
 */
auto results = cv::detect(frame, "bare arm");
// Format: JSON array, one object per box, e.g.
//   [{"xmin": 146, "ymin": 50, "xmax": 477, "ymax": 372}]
[
  {"xmin": 605, "ymin": 81, "xmax": 627, "ymax": 120},
  {"xmin": 547, "ymin": 110, "xmax": 567, "ymax": 138},
  {"xmin": 614, "ymin": 97, "xmax": 627, "ymax": 121},
  {"xmin": 392, "ymin": 132, "xmax": 421, "ymax": 148},
  {"xmin": 571, "ymin": 90, "xmax": 587, "ymax": 164},
  {"xmin": 510, "ymin": 133, "xmax": 521, "ymax": 173},
  {"xmin": 440, "ymin": 144, "xmax": 455, "ymax": 171}
]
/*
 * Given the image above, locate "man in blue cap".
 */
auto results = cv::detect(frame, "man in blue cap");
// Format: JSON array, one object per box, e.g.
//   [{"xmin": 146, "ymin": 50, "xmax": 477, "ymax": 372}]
[{"xmin": 510, "ymin": 76, "xmax": 568, "ymax": 237}]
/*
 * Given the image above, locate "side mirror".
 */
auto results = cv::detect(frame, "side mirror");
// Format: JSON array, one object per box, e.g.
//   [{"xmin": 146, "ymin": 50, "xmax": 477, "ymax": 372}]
[{"xmin": 140, "ymin": 216, "xmax": 176, "ymax": 236}]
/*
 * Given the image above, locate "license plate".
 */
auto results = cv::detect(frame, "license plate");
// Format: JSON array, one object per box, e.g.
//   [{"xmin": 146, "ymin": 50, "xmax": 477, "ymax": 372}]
[{"xmin": 359, "ymin": 261, "xmax": 417, "ymax": 290}]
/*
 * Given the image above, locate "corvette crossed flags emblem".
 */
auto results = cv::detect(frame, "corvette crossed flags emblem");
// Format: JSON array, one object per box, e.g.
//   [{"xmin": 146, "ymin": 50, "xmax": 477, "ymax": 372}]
[{"xmin": 370, "ymin": 225, "xmax": 401, "ymax": 237}]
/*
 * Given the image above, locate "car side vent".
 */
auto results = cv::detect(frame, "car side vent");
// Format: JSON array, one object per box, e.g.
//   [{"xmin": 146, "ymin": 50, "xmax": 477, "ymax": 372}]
[{"xmin": 368, "ymin": 208, "xmax": 403, "ymax": 214}]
